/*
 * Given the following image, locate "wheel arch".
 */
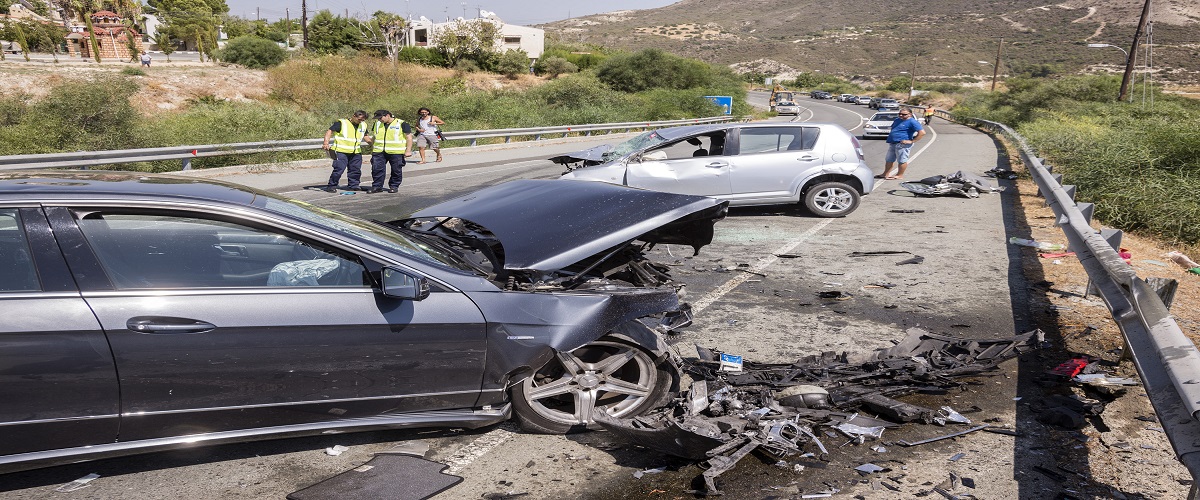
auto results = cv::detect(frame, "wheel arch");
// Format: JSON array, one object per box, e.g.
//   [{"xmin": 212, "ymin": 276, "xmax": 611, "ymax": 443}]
[{"xmin": 800, "ymin": 173, "xmax": 864, "ymax": 197}]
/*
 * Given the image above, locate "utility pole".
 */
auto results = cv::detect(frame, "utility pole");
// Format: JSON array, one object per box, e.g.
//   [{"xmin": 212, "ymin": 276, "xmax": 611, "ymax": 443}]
[
  {"xmin": 256, "ymin": 7, "xmax": 260, "ymax": 20},
  {"xmin": 910, "ymin": 52, "xmax": 919, "ymax": 98},
  {"xmin": 1120, "ymin": 0, "xmax": 1152, "ymax": 102},
  {"xmin": 301, "ymin": 0, "xmax": 309, "ymax": 49},
  {"xmin": 990, "ymin": 36, "xmax": 1003, "ymax": 92}
]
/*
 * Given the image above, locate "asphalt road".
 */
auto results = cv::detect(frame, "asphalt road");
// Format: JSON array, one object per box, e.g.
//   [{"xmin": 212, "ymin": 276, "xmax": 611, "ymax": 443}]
[{"xmin": 0, "ymin": 101, "xmax": 1049, "ymax": 498}]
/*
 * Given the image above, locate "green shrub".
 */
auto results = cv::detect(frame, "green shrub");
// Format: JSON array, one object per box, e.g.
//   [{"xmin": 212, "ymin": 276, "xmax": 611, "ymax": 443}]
[
  {"xmin": 396, "ymin": 46, "xmax": 446, "ymax": 67},
  {"xmin": 596, "ymin": 48, "xmax": 715, "ymax": 92},
  {"xmin": 497, "ymin": 49, "xmax": 529, "ymax": 79},
  {"xmin": 219, "ymin": 36, "xmax": 287, "ymax": 69},
  {"xmin": 121, "ymin": 67, "xmax": 147, "ymax": 76},
  {"xmin": 535, "ymin": 56, "xmax": 578, "ymax": 78}
]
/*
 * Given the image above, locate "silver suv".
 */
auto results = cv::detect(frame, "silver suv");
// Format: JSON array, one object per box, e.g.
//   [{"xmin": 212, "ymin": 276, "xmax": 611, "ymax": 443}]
[
  {"xmin": 879, "ymin": 99, "xmax": 900, "ymax": 110},
  {"xmin": 560, "ymin": 123, "xmax": 874, "ymax": 217}
]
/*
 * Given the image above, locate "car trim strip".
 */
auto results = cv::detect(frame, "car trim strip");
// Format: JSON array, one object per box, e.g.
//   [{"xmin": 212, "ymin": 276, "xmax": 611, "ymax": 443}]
[{"xmin": 120, "ymin": 389, "xmax": 496, "ymax": 416}]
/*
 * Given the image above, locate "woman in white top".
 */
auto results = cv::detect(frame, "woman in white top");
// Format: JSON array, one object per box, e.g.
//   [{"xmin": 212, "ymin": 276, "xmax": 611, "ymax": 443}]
[{"xmin": 415, "ymin": 107, "xmax": 445, "ymax": 163}]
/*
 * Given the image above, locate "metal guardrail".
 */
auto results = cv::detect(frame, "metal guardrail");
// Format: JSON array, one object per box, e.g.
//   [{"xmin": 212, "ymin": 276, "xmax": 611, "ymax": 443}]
[
  {"xmin": 949, "ymin": 113, "xmax": 1200, "ymax": 485},
  {"xmin": 0, "ymin": 116, "xmax": 737, "ymax": 171}
]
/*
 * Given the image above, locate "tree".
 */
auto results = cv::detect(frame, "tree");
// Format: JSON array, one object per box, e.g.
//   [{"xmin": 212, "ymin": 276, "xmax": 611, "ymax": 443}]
[
  {"xmin": 218, "ymin": 35, "xmax": 285, "ymax": 68},
  {"xmin": 154, "ymin": 31, "xmax": 174, "ymax": 61},
  {"xmin": 360, "ymin": 11, "xmax": 405, "ymax": 62},
  {"xmin": 148, "ymin": 0, "xmax": 224, "ymax": 54},
  {"xmin": 429, "ymin": 18, "xmax": 499, "ymax": 67},
  {"xmin": 10, "ymin": 22, "xmax": 31, "ymax": 62},
  {"xmin": 595, "ymin": 48, "xmax": 714, "ymax": 92},
  {"xmin": 496, "ymin": 48, "xmax": 529, "ymax": 79},
  {"xmin": 536, "ymin": 56, "xmax": 577, "ymax": 79},
  {"xmin": 305, "ymin": 10, "xmax": 361, "ymax": 54},
  {"xmin": 124, "ymin": 27, "xmax": 140, "ymax": 62}
]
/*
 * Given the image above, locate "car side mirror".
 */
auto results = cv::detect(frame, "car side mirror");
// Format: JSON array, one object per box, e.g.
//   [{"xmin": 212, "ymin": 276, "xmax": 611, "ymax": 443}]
[{"xmin": 381, "ymin": 268, "xmax": 430, "ymax": 300}]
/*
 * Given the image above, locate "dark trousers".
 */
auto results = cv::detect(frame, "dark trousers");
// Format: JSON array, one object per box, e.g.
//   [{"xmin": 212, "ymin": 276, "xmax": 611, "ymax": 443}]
[
  {"xmin": 371, "ymin": 153, "xmax": 406, "ymax": 189},
  {"xmin": 327, "ymin": 152, "xmax": 362, "ymax": 189}
]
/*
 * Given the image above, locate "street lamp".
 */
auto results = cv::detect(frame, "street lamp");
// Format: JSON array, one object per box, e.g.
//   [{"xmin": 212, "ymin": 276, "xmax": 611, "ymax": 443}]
[
  {"xmin": 1088, "ymin": 43, "xmax": 1133, "ymax": 102},
  {"xmin": 978, "ymin": 61, "xmax": 997, "ymax": 91}
]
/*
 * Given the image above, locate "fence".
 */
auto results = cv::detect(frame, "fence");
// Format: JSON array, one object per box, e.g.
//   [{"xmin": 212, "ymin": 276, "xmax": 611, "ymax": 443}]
[{"xmin": 0, "ymin": 116, "xmax": 738, "ymax": 171}]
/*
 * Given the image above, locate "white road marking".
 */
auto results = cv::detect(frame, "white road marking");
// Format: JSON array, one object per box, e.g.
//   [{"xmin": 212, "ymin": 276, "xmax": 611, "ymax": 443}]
[{"xmin": 691, "ymin": 219, "xmax": 835, "ymax": 314}]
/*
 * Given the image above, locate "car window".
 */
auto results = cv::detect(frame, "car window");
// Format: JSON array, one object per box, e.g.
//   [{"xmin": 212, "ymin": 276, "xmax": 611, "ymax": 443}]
[
  {"xmin": 737, "ymin": 127, "xmax": 820, "ymax": 154},
  {"xmin": 643, "ymin": 132, "xmax": 727, "ymax": 160},
  {"xmin": 75, "ymin": 211, "xmax": 368, "ymax": 289},
  {"xmin": 0, "ymin": 209, "xmax": 40, "ymax": 292}
]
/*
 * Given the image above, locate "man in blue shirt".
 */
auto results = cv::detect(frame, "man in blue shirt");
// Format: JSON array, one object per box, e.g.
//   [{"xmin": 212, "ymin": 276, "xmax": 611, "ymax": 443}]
[{"xmin": 880, "ymin": 109, "xmax": 926, "ymax": 180}]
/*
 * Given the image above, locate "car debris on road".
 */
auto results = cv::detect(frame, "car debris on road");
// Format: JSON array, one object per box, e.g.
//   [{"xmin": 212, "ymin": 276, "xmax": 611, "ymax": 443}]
[
  {"xmin": 901, "ymin": 171, "xmax": 1001, "ymax": 198},
  {"xmin": 595, "ymin": 328, "xmax": 1046, "ymax": 495}
]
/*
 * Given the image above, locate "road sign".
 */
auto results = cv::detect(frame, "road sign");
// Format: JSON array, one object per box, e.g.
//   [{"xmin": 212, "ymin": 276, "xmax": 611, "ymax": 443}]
[{"xmin": 704, "ymin": 95, "xmax": 733, "ymax": 115}]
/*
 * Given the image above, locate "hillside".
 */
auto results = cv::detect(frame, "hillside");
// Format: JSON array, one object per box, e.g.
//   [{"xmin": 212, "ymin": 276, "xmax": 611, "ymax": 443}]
[{"xmin": 544, "ymin": 0, "xmax": 1200, "ymax": 84}]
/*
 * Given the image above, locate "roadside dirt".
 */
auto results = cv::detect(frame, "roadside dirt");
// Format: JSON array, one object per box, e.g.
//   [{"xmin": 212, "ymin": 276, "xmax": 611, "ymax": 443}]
[{"xmin": 1006, "ymin": 145, "xmax": 1198, "ymax": 498}]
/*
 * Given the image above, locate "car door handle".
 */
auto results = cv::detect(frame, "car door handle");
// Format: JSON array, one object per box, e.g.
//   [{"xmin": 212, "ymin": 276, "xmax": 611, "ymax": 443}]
[
  {"xmin": 214, "ymin": 244, "xmax": 247, "ymax": 257},
  {"xmin": 127, "ymin": 316, "xmax": 217, "ymax": 334},
  {"xmin": 797, "ymin": 156, "xmax": 818, "ymax": 161},
  {"xmin": 706, "ymin": 161, "xmax": 728, "ymax": 168}
]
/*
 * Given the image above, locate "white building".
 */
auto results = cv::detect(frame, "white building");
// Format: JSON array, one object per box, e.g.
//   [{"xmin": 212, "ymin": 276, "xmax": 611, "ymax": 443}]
[{"xmin": 406, "ymin": 11, "xmax": 543, "ymax": 60}]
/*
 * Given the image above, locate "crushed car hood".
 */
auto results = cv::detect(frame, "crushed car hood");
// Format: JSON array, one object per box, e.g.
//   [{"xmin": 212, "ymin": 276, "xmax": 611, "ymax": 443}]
[
  {"xmin": 548, "ymin": 144, "xmax": 612, "ymax": 166},
  {"xmin": 403, "ymin": 179, "xmax": 727, "ymax": 272}
]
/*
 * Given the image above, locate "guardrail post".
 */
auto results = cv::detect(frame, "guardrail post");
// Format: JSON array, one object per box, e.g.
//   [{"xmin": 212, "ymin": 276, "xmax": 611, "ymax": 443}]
[
  {"xmin": 470, "ymin": 139, "xmax": 478, "ymax": 147},
  {"xmin": 1077, "ymin": 202, "xmax": 1095, "ymax": 224},
  {"xmin": 182, "ymin": 158, "xmax": 192, "ymax": 171},
  {"xmin": 1086, "ymin": 228, "xmax": 1125, "ymax": 297},
  {"xmin": 1062, "ymin": 185, "xmax": 1077, "ymax": 202},
  {"xmin": 1146, "ymin": 277, "xmax": 1179, "ymax": 309}
]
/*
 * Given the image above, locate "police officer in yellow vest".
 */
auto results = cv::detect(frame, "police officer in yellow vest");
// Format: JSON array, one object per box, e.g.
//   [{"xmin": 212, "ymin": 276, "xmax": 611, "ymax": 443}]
[
  {"xmin": 367, "ymin": 110, "xmax": 414, "ymax": 193},
  {"xmin": 321, "ymin": 110, "xmax": 373, "ymax": 192}
]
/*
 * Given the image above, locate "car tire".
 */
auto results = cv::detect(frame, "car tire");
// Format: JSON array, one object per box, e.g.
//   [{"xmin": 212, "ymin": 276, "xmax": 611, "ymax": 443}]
[
  {"xmin": 511, "ymin": 336, "xmax": 677, "ymax": 434},
  {"xmin": 804, "ymin": 181, "xmax": 860, "ymax": 218}
]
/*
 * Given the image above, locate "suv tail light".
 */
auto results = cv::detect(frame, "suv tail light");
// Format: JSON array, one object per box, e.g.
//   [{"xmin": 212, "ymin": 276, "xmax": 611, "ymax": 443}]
[{"xmin": 850, "ymin": 136, "xmax": 865, "ymax": 161}]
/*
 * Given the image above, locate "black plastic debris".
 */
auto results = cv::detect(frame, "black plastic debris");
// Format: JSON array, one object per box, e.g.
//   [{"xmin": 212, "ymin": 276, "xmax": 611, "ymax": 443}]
[
  {"xmin": 896, "ymin": 255, "xmax": 925, "ymax": 265},
  {"xmin": 900, "ymin": 171, "xmax": 1001, "ymax": 198},
  {"xmin": 596, "ymin": 328, "xmax": 1045, "ymax": 495},
  {"xmin": 288, "ymin": 455, "xmax": 462, "ymax": 500}
]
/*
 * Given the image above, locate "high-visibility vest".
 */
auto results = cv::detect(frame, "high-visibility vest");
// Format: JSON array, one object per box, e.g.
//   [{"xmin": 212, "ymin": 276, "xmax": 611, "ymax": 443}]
[
  {"xmin": 331, "ymin": 119, "xmax": 367, "ymax": 154},
  {"xmin": 371, "ymin": 119, "xmax": 408, "ymax": 154},
  {"xmin": 924, "ymin": 108, "xmax": 935, "ymax": 116}
]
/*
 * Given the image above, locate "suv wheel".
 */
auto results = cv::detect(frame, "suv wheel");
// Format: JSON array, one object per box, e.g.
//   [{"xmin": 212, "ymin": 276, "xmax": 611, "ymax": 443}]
[
  {"xmin": 804, "ymin": 181, "xmax": 860, "ymax": 217},
  {"xmin": 512, "ymin": 337, "xmax": 676, "ymax": 434}
]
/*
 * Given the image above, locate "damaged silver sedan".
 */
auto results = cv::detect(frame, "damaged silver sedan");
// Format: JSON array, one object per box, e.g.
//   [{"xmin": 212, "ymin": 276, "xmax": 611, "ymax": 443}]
[
  {"xmin": 557, "ymin": 123, "xmax": 875, "ymax": 217},
  {"xmin": 0, "ymin": 173, "xmax": 726, "ymax": 471}
]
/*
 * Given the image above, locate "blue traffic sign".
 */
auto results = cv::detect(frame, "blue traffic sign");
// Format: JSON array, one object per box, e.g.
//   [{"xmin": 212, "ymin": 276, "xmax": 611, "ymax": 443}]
[{"xmin": 704, "ymin": 95, "xmax": 733, "ymax": 115}]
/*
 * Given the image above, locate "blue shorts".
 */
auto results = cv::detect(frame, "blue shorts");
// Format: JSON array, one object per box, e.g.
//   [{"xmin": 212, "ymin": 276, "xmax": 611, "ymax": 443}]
[{"xmin": 886, "ymin": 142, "xmax": 913, "ymax": 164}]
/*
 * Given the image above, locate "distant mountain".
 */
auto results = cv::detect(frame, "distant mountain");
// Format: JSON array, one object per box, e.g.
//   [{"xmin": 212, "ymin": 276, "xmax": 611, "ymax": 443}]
[{"xmin": 542, "ymin": 0, "xmax": 1199, "ymax": 85}]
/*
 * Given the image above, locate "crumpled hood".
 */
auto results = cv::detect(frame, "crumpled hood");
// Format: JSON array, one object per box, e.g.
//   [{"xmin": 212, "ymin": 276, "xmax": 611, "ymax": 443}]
[{"xmin": 403, "ymin": 179, "xmax": 727, "ymax": 272}]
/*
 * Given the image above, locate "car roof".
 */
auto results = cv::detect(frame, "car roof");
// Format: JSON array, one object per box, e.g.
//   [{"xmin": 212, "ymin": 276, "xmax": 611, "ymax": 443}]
[
  {"xmin": 0, "ymin": 171, "xmax": 260, "ymax": 206},
  {"xmin": 654, "ymin": 122, "xmax": 835, "ymax": 140}
]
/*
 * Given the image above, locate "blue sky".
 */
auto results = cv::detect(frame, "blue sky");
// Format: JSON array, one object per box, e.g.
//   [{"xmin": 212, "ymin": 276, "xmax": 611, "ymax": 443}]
[{"xmin": 225, "ymin": 0, "xmax": 678, "ymax": 26}]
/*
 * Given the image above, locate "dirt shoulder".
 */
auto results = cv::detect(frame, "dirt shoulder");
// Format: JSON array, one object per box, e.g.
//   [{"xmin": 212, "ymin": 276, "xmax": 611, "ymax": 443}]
[
  {"xmin": 0, "ymin": 59, "xmax": 270, "ymax": 115},
  {"xmin": 1007, "ymin": 144, "xmax": 1199, "ymax": 498}
]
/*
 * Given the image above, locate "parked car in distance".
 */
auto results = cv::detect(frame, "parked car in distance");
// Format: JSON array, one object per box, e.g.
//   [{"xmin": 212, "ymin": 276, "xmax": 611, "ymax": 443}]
[
  {"xmin": 855, "ymin": 96, "xmax": 872, "ymax": 105},
  {"xmin": 837, "ymin": 94, "xmax": 855, "ymax": 103},
  {"xmin": 862, "ymin": 111, "xmax": 900, "ymax": 139},
  {"xmin": 868, "ymin": 97, "xmax": 882, "ymax": 109},
  {"xmin": 775, "ymin": 101, "xmax": 800, "ymax": 116},
  {"xmin": 809, "ymin": 91, "xmax": 832, "ymax": 99},
  {"xmin": 560, "ymin": 122, "xmax": 874, "ymax": 217},
  {"xmin": 879, "ymin": 99, "xmax": 900, "ymax": 110},
  {"xmin": 0, "ymin": 172, "xmax": 728, "ymax": 472}
]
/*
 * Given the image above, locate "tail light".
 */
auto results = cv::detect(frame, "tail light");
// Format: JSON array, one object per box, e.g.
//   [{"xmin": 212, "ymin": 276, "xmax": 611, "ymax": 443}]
[{"xmin": 850, "ymin": 136, "xmax": 865, "ymax": 161}]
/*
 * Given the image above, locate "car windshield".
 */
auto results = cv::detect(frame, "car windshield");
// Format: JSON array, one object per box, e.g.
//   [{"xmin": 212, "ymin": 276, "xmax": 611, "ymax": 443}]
[
  {"xmin": 881, "ymin": 99, "xmax": 897, "ymax": 103},
  {"xmin": 257, "ymin": 195, "xmax": 479, "ymax": 273},
  {"xmin": 872, "ymin": 113, "xmax": 899, "ymax": 121},
  {"xmin": 603, "ymin": 130, "xmax": 668, "ymax": 161},
  {"xmin": 778, "ymin": 101, "xmax": 796, "ymax": 106}
]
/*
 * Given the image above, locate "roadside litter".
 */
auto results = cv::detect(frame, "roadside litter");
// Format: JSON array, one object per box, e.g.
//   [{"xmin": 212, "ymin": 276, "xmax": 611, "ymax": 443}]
[
  {"xmin": 1009, "ymin": 237, "xmax": 1066, "ymax": 252},
  {"xmin": 1166, "ymin": 251, "xmax": 1200, "ymax": 275},
  {"xmin": 901, "ymin": 171, "xmax": 1001, "ymax": 198},
  {"xmin": 594, "ymin": 328, "xmax": 1045, "ymax": 495},
  {"xmin": 985, "ymin": 167, "xmax": 1019, "ymax": 180},
  {"xmin": 55, "ymin": 473, "xmax": 100, "ymax": 492}
]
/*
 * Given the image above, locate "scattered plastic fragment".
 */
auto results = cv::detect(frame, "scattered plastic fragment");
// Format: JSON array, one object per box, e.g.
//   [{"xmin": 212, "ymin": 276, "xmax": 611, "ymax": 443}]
[
  {"xmin": 855, "ymin": 463, "xmax": 887, "ymax": 474},
  {"xmin": 896, "ymin": 255, "xmax": 925, "ymax": 265},
  {"xmin": 1049, "ymin": 357, "xmax": 1089, "ymax": 378},
  {"xmin": 633, "ymin": 467, "xmax": 666, "ymax": 479},
  {"xmin": 938, "ymin": 406, "xmax": 972, "ymax": 425},
  {"xmin": 719, "ymin": 353, "xmax": 743, "ymax": 372},
  {"xmin": 835, "ymin": 422, "xmax": 886, "ymax": 440},
  {"xmin": 1009, "ymin": 237, "xmax": 1065, "ymax": 252},
  {"xmin": 871, "ymin": 445, "xmax": 888, "ymax": 453},
  {"xmin": 889, "ymin": 209, "xmax": 925, "ymax": 213},
  {"xmin": 1166, "ymin": 251, "xmax": 1200, "ymax": 269},
  {"xmin": 325, "ymin": 445, "xmax": 349, "ymax": 456},
  {"xmin": 817, "ymin": 290, "xmax": 854, "ymax": 300},
  {"xmin": 55, "ymin": 473, "xmax": 100, "ymax": 492},
  {"xmin": 949, "ymin": 452, "xmax": 966, "ymax": 462},
  {"xmin": 897, "ymin": 425, "xmax": 988, "ymax": 446},
  {"xmin": 1073, "ymin": 374, "xmax": 1139, "ymax": 386}
]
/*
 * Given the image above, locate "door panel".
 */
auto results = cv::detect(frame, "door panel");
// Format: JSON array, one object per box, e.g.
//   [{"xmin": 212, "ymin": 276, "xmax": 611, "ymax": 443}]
[
  {"xmin": 626, "ymin": 133, "xmax": 732, "ymax": 197},
  {"xmin": 0, "ymin": 208, "xmax": 118, "ymax": 456},
  {"xmin": 61, "ymin": 208, "xmax": 487, "ymax": 441},
  {"xmin": 729, "ymin": 127, "xmax": 824, "ymax": 201}
]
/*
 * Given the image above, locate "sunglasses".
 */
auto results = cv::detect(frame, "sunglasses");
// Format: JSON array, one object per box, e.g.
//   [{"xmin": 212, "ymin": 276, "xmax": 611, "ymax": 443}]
[{"xmin": 898, "ymin": 113, "xmax": 911, "ymax": 116}]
